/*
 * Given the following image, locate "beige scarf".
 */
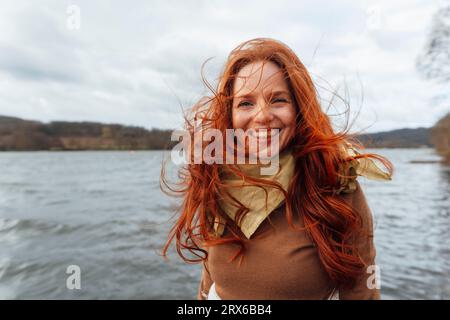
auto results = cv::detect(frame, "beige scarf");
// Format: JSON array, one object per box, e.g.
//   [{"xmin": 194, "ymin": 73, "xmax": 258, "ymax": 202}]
[
  {"xmin": 210, "ymin": 143, "xmax": 391, "ymax": 239},
  {"xmin": 215, "ymin": 148, "xmax": 295, "ymax": 239}
]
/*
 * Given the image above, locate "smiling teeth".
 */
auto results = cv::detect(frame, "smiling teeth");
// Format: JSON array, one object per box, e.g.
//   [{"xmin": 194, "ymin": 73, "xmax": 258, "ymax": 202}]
[{"xmin": 249, "ymin": 129, "xmax": 280, "ymax": 138}]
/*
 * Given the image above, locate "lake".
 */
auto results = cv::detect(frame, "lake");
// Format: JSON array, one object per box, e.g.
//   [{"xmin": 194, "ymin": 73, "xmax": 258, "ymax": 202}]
[{"xmin": 0, "ymin": 149, "xmax": 448, "ymax": 299}]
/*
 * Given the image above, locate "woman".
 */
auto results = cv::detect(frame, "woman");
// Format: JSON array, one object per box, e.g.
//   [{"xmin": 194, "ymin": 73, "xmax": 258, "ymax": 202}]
[{"xmin": 161, "ymin": 38, "xmax": 393, "ymax": 300}]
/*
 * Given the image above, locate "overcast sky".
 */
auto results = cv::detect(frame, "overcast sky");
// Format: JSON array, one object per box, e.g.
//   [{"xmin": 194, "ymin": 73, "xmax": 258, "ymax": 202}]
[{"xmin": 0, "ymin": 0, "xmax": 448, "ymax": 133}]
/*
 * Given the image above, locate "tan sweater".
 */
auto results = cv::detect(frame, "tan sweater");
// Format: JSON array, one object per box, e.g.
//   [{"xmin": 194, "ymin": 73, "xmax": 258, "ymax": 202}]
[{"xmin": 197, "ymin": 180, "xmax": 381, "ymax": 300}]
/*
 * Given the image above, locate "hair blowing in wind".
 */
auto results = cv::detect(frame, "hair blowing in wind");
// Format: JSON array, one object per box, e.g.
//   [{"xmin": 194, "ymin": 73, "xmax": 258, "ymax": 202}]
[{"xmin": 160, "ymin": 38, "xmax": 393, "ymax": 289}]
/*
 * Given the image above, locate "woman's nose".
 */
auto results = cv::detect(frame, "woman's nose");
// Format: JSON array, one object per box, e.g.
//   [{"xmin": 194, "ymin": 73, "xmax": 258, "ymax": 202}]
[{"xmin": 253, "ymin": 101, "xmax": 274, "ymax": 124}]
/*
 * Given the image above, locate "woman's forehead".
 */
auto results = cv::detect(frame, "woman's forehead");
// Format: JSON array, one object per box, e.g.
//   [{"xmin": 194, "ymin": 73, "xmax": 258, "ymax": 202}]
[{"xmin": 233, "ymin": 61, "xmax": 289, "ymax": 95}]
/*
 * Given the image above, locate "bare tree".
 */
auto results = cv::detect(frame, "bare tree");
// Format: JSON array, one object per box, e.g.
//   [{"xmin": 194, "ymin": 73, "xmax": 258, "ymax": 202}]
[{"xmin": 416, "ymin": 2, "xmax": 450, "ymax": 83}]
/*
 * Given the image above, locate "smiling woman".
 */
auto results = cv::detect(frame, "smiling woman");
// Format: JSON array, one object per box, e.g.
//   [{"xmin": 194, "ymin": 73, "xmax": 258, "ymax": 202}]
[
  {"xmin": 231, "ymin": 60, "xmax": 297, "ymax": 155},
  {"xmin": 160, "ymin": 38, "xmax": 394, "ymax": 300}
]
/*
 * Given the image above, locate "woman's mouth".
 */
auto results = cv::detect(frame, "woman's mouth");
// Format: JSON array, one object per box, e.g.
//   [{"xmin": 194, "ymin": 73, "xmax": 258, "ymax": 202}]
[{"xmin": 248, "ymin": 128, "xmax": 282, "ymax": 139}]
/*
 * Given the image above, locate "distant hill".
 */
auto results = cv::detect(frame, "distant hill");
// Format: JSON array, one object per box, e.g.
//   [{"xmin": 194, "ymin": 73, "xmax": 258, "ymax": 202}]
[
  {"xmin": 0, "ymin": 116, "xmax": 177, "ymax": 151},
  {"xmin": 0, "ymin": 115, "xmax": 439, "ymax": 151},
  {"xmin": 356, "ymin": 127, "xmax": 432, "ymax": 148}
]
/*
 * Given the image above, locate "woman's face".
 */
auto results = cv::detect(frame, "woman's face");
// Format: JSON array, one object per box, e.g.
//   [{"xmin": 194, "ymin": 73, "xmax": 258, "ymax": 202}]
[{"xmin": 231, "ymin": 60, "xmax": 297, "ymax": 156}]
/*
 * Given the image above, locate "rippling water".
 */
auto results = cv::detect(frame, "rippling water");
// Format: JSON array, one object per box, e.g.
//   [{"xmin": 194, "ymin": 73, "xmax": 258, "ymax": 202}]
[{"xmin": 0, "ymin": 149, "xmax": 448, "ymax": 299}]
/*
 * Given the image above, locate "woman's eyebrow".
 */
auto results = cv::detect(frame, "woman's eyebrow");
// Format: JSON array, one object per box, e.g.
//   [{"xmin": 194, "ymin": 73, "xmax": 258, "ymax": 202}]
[{"xmin": 235, "ymin": 90, "xmax": 290, "ymax": 99}]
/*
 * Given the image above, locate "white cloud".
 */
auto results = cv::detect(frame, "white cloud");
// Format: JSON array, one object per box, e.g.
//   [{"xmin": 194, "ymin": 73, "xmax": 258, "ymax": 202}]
[{"xmin": 0, "ymin": 0, "xmax": 447, "ymax": 132}]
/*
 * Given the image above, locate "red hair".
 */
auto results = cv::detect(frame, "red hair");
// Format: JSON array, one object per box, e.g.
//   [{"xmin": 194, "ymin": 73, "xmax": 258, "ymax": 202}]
[{"xmin": 160, "ymin": 38, "xmax": 394, "ymax": 288}]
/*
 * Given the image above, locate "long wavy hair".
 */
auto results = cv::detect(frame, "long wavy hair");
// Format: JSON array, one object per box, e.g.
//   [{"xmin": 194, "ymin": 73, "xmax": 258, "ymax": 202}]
[{"xmin": 160, "ymin": 38, "xmax": 393, "ymax": 289}]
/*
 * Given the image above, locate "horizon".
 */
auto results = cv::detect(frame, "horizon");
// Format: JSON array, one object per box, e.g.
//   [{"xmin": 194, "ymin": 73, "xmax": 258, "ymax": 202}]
[
  {"xmin": 0, "ymin": 1, "xmax": 448, "ymax": 134},
  {"xmin": 0, "ymin": 113, "xmax": 437, "ymax": 134}
]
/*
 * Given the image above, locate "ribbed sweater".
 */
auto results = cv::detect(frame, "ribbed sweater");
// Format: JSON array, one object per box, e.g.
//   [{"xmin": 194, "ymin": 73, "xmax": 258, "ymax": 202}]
[{"xmin": 197, "ymin": 180, "xmax": 381, "ymax": 300}]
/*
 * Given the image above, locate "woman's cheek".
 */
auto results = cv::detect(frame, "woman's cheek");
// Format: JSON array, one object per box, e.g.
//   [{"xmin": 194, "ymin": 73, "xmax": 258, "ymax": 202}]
[
  {"xmin": 232, "ymin": 110, "xmax": 248, "ymax": 129},
  {"xmin": 231, "ymin": 110, "xmax": 239, "ymax": 129}
]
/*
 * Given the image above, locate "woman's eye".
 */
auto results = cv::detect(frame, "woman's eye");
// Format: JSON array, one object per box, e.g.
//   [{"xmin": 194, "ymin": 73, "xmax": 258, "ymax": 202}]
[
  {"xmin": 272, "ymin": 98, "xmax": 288, "ymax": 104},
  {"xmin": 237, "ymin": 101, "xmax": 253, "ymax": 108}
]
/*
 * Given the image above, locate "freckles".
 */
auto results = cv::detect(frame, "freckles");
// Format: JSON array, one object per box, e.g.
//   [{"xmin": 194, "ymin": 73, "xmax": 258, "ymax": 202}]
[
  {"xmin": 232, "ymin": 107, "xmax": 253, "ymax": 128},
  {"xmin": 231, "ymin": 108, "xmax": 244, "ymax": 128},
  {"xmin": 284, "ymin": 105, "xmax": 296, "ymax": 125},
  {"xmin": 275, "ymin": 107, "xmax": 295, "ymax": 125}
]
